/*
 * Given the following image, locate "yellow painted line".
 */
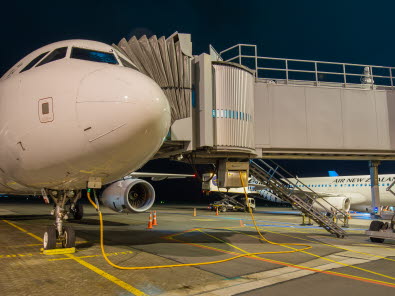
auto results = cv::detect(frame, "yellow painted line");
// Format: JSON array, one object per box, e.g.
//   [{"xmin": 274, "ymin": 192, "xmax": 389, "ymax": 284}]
[
  {"xmin": 356, "ymin": 243, "xmax": 395, "ymax": 249},
  {"xmin": 79, "ymin": 170, "xmax": 93, "ymax": 174},
  {"xmin": 0, "ymin": 240, "xmax": 91, "ymax": 249},
  {"xmin": 230, "ymin": 227, "xmax": 395, "ymax": 281},
  {"xmin": 2, "ymin": 219, "xmax": 147, "ymax": 296},
  {"xmin": 3, "ymin": 220, "xmax": 43, "ymax": 242},
  {"xmin": 173, "ymin": 228, "xmax": 395, "ymax": 288},
  {"xmin": 49, "ymin": 251, "xmax": 134, "ymax": 261},
  {"xmin": 0, "ymin": 252, "xmax": 34, "ymax": 259},
  {"xmin": 261, "ymin": 227, "xmax": 395, "ymax": 262},
  {"xmin": 65, "ymin": 254, "xmax": 147, "ymax": 295}
]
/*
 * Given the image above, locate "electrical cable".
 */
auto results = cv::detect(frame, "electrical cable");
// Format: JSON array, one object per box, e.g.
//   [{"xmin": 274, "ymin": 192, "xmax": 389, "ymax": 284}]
[{"xmin": 86, "ymin": 171, "xmax": 312, "ymax": 270}]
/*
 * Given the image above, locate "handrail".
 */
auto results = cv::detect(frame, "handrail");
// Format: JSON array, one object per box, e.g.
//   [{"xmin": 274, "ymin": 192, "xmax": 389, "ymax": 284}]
[{"xmin": 219, "ymin": 44, "xmax": 395, "ymax": 88}]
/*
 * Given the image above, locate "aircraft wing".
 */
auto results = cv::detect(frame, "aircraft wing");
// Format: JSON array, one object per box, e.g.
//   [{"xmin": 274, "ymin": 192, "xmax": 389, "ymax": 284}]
[{"xmin": 128, "ymin": 172, "xmax": 195, "ymax": 181}]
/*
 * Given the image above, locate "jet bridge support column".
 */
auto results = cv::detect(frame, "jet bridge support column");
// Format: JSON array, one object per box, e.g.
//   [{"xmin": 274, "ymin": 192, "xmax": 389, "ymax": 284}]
[{"xmin": 369, "ymin": 160, "xmax": 381, "ymax": 217}]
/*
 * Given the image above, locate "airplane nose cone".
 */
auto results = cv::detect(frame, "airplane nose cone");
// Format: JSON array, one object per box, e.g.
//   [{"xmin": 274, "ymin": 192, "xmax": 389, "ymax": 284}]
[{"xmin": 76, "ymin": 67, "xmax": 171, "ymax": 175}]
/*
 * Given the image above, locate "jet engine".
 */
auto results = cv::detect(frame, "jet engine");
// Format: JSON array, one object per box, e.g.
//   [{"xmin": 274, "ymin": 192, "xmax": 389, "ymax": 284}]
[
  {"xmin": 312, "ymin": 196, "xmax": 351, "ymax": 213},
  {"xmin": 101, "ymin": 179, "xmax": 155, "ymax": 213}
]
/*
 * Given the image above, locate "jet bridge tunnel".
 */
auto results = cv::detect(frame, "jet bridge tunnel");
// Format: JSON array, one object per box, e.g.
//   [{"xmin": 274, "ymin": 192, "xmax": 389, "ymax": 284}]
[
  {"xmin": 114, "ymin": 32, "xmax": 395, "ymax": 216},
  {"xmin": 114, "ymin": 32, "xmax": 395, "ymax": 162}
]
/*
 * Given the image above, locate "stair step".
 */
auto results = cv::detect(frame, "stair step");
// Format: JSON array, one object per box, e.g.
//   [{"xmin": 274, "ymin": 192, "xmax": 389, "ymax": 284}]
[{"xmin": 250, "ymin": 160, "xmax": 347, "ymax": 238}]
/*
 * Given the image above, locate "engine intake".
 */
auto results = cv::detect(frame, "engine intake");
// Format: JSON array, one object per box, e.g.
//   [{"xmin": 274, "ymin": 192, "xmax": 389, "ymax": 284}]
[
  {"xmin": 101, "ymin": 179, "xmax": 155, "ymax": 213},
  {"xmin": 312, "ymin": 196, "xmax": 351, "ymax": 213}
]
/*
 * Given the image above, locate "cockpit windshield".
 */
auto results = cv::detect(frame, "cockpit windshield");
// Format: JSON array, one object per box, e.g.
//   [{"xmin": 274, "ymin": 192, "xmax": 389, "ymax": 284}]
[{"xmin": 70, "ymin": 47, "xmax": 118, "ymax": 65}]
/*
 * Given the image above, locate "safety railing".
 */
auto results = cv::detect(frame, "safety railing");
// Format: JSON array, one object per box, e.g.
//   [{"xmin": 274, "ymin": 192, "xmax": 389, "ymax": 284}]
[{"xmin": 219, "ymin": 44, "xmax": 395, "ymax": 89}]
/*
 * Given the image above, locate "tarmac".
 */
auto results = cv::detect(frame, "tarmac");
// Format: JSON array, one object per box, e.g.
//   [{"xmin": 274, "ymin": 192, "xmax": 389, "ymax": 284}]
[{"xmin": 0, "ymin": 201, "xmax": 395, "ymax": 296}]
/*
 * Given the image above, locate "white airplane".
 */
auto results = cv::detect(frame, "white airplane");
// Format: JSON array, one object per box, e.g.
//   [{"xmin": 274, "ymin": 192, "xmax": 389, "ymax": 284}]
[
  {"xmin": 203, "ymin": 172, "xmax": 395, "ymax": 213},
  {"xmin": 0, "ymin": 39, "xmax": 174, "ymax": 249},
  {"xmin": 279, "ymin": 173, "xmax": 395, "ymax": 213}
]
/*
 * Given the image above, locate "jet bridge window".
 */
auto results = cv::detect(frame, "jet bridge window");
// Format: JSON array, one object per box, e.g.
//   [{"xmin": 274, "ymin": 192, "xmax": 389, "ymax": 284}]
[
  {"xmin": 71, "ymin": 48, "xmax": 118, "ymax": 64},
  {"xmin": 36, "ymin": 47, "xmax": 68, "ymax": 67},
  {"xmin": 20, "ymin": 51, "xmax": 49, "ymax": 73}
]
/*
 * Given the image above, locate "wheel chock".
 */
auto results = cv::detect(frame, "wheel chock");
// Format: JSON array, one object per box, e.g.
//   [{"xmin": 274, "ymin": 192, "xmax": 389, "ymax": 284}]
[{"xmin": 40, "ymin": 247, "xmax": 76, "ymax": 255}]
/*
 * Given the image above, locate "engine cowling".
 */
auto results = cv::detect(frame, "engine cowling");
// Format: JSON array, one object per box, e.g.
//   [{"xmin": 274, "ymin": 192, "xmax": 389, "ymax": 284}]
[
  {"xmin": 101, "ymin": 179, "xmax": 155, "ymax": 213},
  {"xmin": 312, "ymin": 196, "xmax": 351, "ymax": 213}
]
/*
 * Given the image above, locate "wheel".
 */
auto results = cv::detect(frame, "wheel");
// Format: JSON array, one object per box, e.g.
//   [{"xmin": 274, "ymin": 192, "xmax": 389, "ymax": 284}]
[
  {"xmin": 72, "ymin": 203, "xmax": 83, "ymax": 220},
  {"xmin": 369, "ymin": 220, "xmax": 384, "ymax": 231},
  {"xmin": 62, "ymin": 226, "xmax": 76, "ymax": 248},
  {"xmin": 43, "ymin": 226, "xmax": 57, "ymax": 250},
  {"xmin": 370, "ymin": 237, "xmax": 385, "ymax": 243},
  {"xmin": 381, "ymin": 222, "xmax": 389, "ymax": 230},
  {"xmin": 220, "ymin": 206, "xmax": 227, "ymax": 212}
]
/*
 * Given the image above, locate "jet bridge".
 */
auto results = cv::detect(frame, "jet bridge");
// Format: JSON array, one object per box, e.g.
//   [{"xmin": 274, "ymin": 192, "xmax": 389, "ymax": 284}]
[
  {"xmin": 115, "ymin": 33, "xmax": 395, "ymax": 161},
  {"xmin": 115, "ymin": 32, "xmax": 395, "ymax": 220}
]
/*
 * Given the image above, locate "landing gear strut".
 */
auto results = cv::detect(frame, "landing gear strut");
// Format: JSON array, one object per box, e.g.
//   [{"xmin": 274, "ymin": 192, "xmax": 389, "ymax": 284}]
[{"xmin": 43, "ymin": 190, "xmax": 80, "ymax": 250}]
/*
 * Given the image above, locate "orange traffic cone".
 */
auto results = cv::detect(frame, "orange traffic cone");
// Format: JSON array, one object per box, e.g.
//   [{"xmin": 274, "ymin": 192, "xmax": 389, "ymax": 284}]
[
  {"xmin": 153, "ymin": 211, "xmax": 158, "ymax": 226},
  {"xmin": 240, "ymin": 219, "xmax": 245, "ymax": 227},
  {"xmin": 147, "ymin": 212, "xmax": 153, "ymax": 229},
  {"xmin": 216, "ymin": 207, "xmax": 219, "ymax": 216},
  {"xmin": 193, "ymin": 208, "xmax": 197, "ymax": 217}
]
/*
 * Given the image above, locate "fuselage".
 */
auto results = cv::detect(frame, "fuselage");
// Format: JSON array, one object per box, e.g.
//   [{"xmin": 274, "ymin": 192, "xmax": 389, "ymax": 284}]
[
  {"xmin": 207, "ymin": 174, "xmax": 395, "ymax": 211},
  {"xmin": 289, "ymin": 174, "xmax": 395, "ymax": 211},
  {"xmin": 0, "ymin": 40, "xmax": 171, "ymax": 193}
]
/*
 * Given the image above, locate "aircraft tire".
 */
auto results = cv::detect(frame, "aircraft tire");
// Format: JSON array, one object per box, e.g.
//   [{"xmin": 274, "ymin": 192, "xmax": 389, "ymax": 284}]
[
  {"xmin": 62, "ymin": 226, "xmax": 76, "ymax": 248},
  {"xmin": 72, "ymin": 203, "xmax": 84, "ymax": 220},
  {"xmin": 220, "ymin": 206, "xmax": 227, "ymax": 212},
  {"xmin": 43, "ymin": 226, "xmax": 57, "ymax": 250},
  {"xmin": 369, "ymin": 220, "xmax": 384, "ymax": 231}
]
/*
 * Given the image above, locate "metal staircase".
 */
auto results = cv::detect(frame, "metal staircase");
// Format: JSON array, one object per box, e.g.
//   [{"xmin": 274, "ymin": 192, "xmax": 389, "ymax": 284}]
[{"xmin": 250, "ymin": 159, "xmax": 348, "ymax": 238}]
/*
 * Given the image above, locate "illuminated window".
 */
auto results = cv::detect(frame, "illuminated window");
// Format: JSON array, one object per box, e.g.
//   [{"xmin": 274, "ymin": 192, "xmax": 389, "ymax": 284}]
[{"xmin": 71, "ymin": 47, "xmax": 118, "ymax": 64}]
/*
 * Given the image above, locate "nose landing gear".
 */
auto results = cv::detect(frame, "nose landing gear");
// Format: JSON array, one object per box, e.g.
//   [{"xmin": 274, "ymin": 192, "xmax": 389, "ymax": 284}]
[{"xmin": 43, "ymin": 190, "xmax": 80, "ymax": 250}]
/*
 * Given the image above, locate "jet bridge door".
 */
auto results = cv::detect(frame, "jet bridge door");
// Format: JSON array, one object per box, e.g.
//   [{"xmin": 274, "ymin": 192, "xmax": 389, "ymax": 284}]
[{"xmin": 212, "ymin": 62, "xmax": 255, "ymax": 152}]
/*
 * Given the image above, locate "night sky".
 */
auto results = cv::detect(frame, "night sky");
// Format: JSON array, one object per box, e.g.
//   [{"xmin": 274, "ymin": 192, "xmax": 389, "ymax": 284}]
[{"xmin": 1, "ymin": 0, "xmax": 394, "ymax": 201}]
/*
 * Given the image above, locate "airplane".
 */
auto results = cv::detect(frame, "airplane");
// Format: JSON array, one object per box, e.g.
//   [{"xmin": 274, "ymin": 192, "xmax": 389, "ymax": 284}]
[
  {"xmin": 0, "ymin": 39, "xmax": 174, "ymax": 250},
  {"xmin": 203, "ymin": 172, "xmax": 395, "ymax": 214}
]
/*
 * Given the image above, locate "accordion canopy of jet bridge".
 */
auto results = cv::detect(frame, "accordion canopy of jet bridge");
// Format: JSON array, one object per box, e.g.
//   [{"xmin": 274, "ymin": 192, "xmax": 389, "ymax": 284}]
[{"xmin": 114, "ymin": 33, "xmax": 192, "ymax": 123}]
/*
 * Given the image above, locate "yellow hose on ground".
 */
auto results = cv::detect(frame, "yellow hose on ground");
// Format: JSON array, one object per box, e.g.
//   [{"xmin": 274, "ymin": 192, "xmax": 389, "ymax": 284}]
[
  {"xmin": 238, "ymin": 171, "xmax": 313, "ymax": 250},
  {"xmin": 86, "ymin": 172, "xmax": 312, "ymax": 270}
]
